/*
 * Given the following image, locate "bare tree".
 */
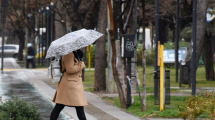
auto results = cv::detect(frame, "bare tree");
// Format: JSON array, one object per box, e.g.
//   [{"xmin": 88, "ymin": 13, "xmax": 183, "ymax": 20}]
[
  {"xmin": 108, "ymin": 0, "xmax": 126, "ymax": 108},
  {"xmin": 185, "ymin": 0, "xmax": 209, "ymax": 70},
  {"xmin": 141, "ymin": 0, "xmax": 147, "ymax": 112},
  {"xmin": 203, "ymin": 32, "xmax": 215, "ymax": 80},
  {"xmin": 94, "ymin": 0, "xmax": 107, "ymax": 91}
]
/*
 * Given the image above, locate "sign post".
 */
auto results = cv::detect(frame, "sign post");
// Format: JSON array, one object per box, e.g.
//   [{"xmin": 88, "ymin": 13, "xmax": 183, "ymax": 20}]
[
  {"xmin": 122, "ymin": 34, "xmax": 135, "ymax": 109},
  {"xmin": 1, "ymin": 0, "xmax": 8, "ymax": 71}
]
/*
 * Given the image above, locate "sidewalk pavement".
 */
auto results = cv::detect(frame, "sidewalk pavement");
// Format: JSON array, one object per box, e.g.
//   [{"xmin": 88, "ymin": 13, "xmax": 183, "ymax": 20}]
[{"xmin": 0, "ymin": 58, "xmax": 186, "ymax": 120}]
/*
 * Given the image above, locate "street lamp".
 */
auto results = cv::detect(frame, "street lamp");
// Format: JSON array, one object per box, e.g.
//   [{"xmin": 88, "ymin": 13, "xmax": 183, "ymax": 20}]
[
  {"xmin": 46, "ymin": 6, "xmax": 50, "ymax": 67},
  {"xmin": 27, "ymin": 13, "xmax": 32, "ymax": 43},
  {"xmin": 50, "ymin": 2, "xmax": 54, "ymax": 9},
  {"xmin": 192, "ymin": 0, "xmax": 197, "ymax": 96},
  {"xmin": 49, "ymin": 2, "xmax": 54, "ymax": 64},
  {"xmin": 38, "ymin": 8, "xmax": 41, "ymax": 65},
  {"xmin": 50, "ymin": 2, "xmax": 54, "ymax": 43},
  {"xmin": 41, "ymin": 6, "xmax": 44, "ymax": 66}
]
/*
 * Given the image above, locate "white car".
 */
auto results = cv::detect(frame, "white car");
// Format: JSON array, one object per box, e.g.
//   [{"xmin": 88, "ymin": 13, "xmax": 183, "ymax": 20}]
[{"xmin": 0, "ymin": 44, "xmax": 19, "ymax": 58}]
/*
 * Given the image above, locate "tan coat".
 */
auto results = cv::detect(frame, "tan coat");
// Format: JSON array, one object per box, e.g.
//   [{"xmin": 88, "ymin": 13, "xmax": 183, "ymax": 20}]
[{"xmin": 52, "ymin": 52, "xmax": 88, "ymax": 106}]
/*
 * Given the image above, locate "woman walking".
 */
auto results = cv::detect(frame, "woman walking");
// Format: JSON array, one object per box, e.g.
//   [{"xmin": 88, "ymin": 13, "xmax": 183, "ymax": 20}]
[{"xmin": 50, "ymin": 49, "xmax": 87, "ymax": 120}]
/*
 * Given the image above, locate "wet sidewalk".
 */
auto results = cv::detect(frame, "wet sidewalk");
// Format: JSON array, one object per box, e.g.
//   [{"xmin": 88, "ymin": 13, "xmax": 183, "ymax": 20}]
[
  {"xmin": 0, "ymin": 58, "xmax": 144, "ymax": 120},
  {"xmin": 22, "ymin": 69, "xmax": 143, "ymax": 120},
  {"xmin": 0, "ymin": 71, "xmax": 67, "ymax": 120}
]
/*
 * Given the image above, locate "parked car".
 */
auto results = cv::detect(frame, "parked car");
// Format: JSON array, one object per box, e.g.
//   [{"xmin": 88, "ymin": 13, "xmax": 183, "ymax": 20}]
[{"xmin": 0, "ymin": 44, "xmax": 19, "ymax": 58}]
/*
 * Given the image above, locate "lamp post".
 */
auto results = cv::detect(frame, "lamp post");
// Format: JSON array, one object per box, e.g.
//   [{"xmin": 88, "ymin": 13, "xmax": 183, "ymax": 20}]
[
  {"xmin": 49, "ymin": 2, "xmax": 54, "ymax": 63},
  {"xmin": 50, "ymin": 2, "xmax": 54, "ymax": 43},
  {"xmin": 41, "ymin": 6, "xmax": 44, "ymax": 66},
  {"xmin": 1, "ymin": 0, "xmax": 8, "ymax": 71},
  {"xmin": 46, "ymin": 6, "xmax": 50, "ymax": 67},
  {"xmin": 192, "ymin": 0, "xmax": 197, "ymax": 96},
  {"xmin": 154, "ymin": 0, "xmax": 159, "ymax": 106},
  {"xmin": 27, "ymin": 13, "xmax": 32, "ymax": 43},
  {"xmin": 175, "ymin": 0, "xmax": 179, "ymax": 82},
  {"xmin": 38, "ymin": 8, "xmax": 41, "ymax": 65},
  {"xmin": 35, "ymin": 15, "xmax": 38, "ymax": 52}
]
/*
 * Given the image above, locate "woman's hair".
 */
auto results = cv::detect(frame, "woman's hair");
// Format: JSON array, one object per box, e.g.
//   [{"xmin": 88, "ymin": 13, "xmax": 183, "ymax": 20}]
[{"xmin": 73, "ymin": 49, "xmax": 83, "ymax": 60}]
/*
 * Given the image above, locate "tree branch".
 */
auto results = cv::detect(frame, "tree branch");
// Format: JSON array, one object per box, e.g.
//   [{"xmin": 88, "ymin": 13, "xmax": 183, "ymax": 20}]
[{"xmin": 123, "ymin": 0, "xmax": 135, "ymax": 32}]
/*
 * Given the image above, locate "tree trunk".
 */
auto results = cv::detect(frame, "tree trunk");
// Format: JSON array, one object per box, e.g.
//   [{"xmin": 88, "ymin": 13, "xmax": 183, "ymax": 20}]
[
  {"xmin": 109, "ymin": 29, "xmax": 126, "ymax": 108},
  {"xmin": 54, "ymin": 1, "xmax": 67, "ymax": 39},
  {"xmin": 185, "ymin": 0, "xmax": 208, "ymax": 66},
  {"xmin": 94, "ymin": 0, "xmax": 107, "ymax": 91},
  {"xmin": 83, "ymin": 1, "xmax": 100, "ymax": 29},
  {"xmin": 203, "ymin": 33, "xmax": 215, "ymax": 80},
  {"xmin": 17, "ymin": 27, "xmax": 25, "ymax": 61},
  {"xmin": 141, "ymin": 0, "xmax": 147, "ymax": 112},
  {"xmin": 108, "ymin": 0, "xmax": 126, "ymax": 108}
]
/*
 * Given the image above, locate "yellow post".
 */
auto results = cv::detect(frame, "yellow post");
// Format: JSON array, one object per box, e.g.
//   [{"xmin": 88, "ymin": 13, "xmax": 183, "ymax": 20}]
[
  {"xmin": 160, "ymin": 45, "xmax": 164, "ymax": 111},
  {"xmin": 87, "ymin": 45, "xmax": 91, "ymax": 70},
  {"xmin": 157, "ymin": 41, "xmax": 160, "ymax": 66}
]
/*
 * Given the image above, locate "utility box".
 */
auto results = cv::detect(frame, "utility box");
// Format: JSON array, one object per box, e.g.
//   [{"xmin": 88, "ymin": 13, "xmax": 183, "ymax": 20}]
[
  {"xmin": 180, "ymin": 61, "xmax": 191, "ymax": 87},
  {"xmin": 122, "ymin": 34, "xmax": 135, "ymax": 58}
]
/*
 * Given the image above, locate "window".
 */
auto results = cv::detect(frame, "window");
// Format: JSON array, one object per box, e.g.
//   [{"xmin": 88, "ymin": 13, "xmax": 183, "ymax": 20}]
[
  {"xmin": 6, "ymin": 46, "xmax": 16, "ymax": 50},
  {"xmin": 0, "ymin": 47, "xmax": 7, "ymax": 50}
]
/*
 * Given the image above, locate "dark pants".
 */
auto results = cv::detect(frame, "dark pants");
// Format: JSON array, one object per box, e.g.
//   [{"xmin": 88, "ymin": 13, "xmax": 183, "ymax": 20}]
[
  {"xmin": 26, "ymin": 58, "xmax": 35, "ymax": 68},
  {"xmin": 50, "ymin": 103, "xmax": 87, "ymax": 120}
]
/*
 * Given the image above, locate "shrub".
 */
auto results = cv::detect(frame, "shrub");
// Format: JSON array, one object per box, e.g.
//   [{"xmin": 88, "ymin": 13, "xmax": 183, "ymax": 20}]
[
  {"xmin": 178, "ymin": 95, "xmax": 204, "ymax": 119},
  {"xmin": 178, "ymin": 91, "xmax": 215, "ymax": 120},
  {"xmin": 164, "ymin": 41, "xmax": 189, "ymax": 49},
  {"xmin": 202, "ymin": 91, "xmax": 215, "ymax": 119},
  {"xmin": 145, "ymin": 48, "xmax": 155, "ymax": 66},
  {"xmin": 137, "ymin": 45, "xmax": 143, "ymax": 66},
  {"xmin": 0, "ymin": 97, "xmax": 42, "ymax": 120},
  {"xmin": 137, "ymin": 45, "xmax": 155, "ymax": 66}
]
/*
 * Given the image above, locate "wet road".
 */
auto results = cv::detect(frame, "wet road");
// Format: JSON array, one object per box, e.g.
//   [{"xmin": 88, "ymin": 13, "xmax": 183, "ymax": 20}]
[{"xmin": 0, "ymin": 71, "xmax": 67, "ymax": 120}]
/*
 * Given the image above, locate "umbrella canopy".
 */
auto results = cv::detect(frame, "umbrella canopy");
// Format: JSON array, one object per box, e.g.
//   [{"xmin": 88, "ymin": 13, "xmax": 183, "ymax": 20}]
[{"xmin": 45, "ymin": 29, "xmax": 103, "ymax": 58}]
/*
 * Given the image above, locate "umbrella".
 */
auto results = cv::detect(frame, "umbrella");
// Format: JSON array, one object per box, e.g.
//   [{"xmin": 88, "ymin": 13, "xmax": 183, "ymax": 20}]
[{"xmin": 45, "ymin": 28, "xmax": 103, "ymax": 58}]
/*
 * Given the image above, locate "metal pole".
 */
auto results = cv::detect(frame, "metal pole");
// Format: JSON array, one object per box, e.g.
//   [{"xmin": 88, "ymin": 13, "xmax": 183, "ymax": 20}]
[
  {"xmin": 134, "ymin": 0, "xmax": 137, "ymax": 33},
  {"xmin": 38, "ymin": 9, "xmax": 41, "ymax": 65},
  {"xmin": 50, "ymin": 2, "xmax": 54, "ymax": 63},
  {"xmin": 46, "ymin": 7, "xmax": 49, "ymax": 67},
  {"xmin": 41, "ymin": 7, "xmax": 44, "ymax": 66},
  {"xmin": 126, "ymin": 57, "xmax": 131, "ymax": 109},
  {"xmin": 1, "ymin": 23, "xmax": 5, "ymax": 71},
  {"xmin": 1, "ymin": 0, "xmax": 8, "ymax": 71},
  {"xmin": 50, "ymin": 2, "xmax": 55, "ymax": 63},
  {"xmin": 50, "ymin": 3, "xmax": 54, "ymax": 43},
  {"xmin": 154, "ymin": 0, "xmax": 159, "ymax": 105},
  {"xmin": 175, "ymin": 0, "xmax": 179, "ymax": 82},
  {"xmin": 154, "ymin": 0, "xmax": 159, "ymax": 71},
  {"xmin": 192, "ymin": 0, "xmax": 197, "ymax": 96}
]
